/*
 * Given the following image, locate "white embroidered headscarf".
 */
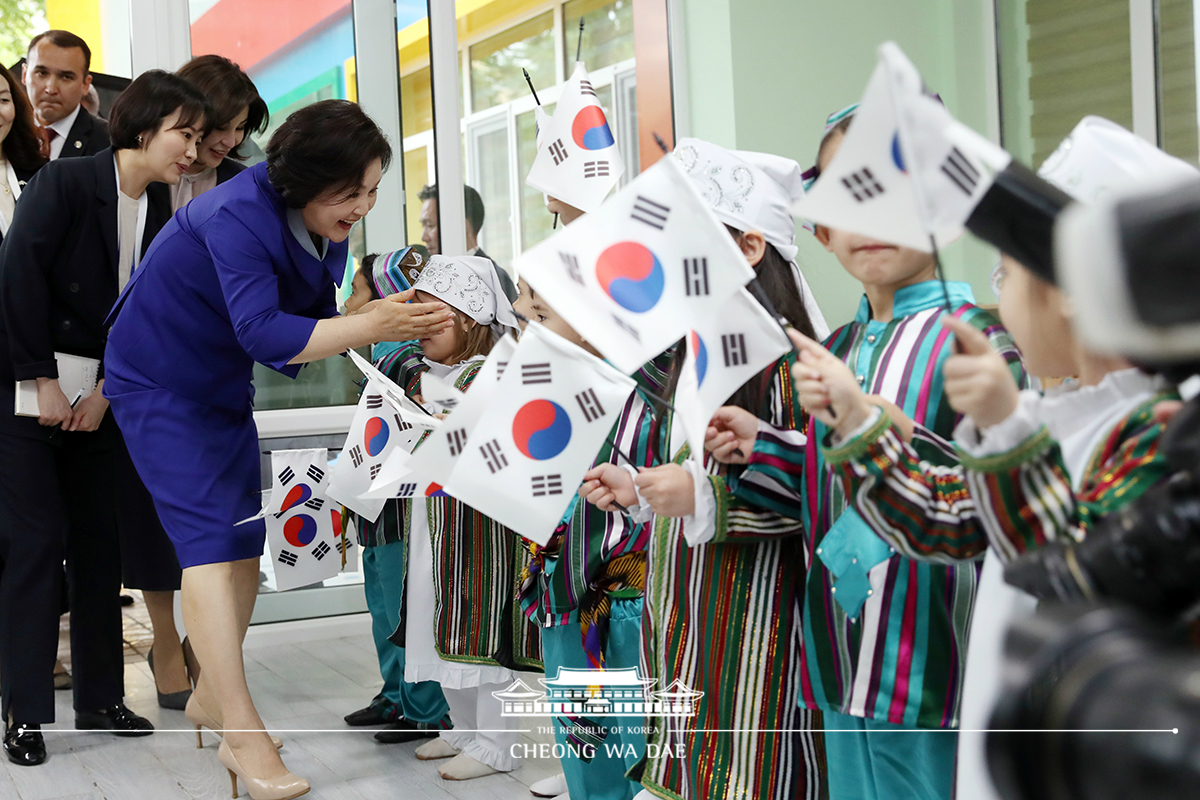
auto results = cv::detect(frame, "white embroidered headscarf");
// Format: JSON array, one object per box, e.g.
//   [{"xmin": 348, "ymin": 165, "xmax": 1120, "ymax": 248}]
[
  {"xmin": 412, "ymin": 255, "xmax": 520, "ymax": 338},
  {"xmin": 674, "ymin": 138, "xmax": 830, "ymax": 339}
]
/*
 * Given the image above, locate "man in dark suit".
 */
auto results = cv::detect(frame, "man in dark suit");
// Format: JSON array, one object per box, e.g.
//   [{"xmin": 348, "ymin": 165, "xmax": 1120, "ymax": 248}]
[
  {"xmin": 417, "ymin": 183, "xmax": 518, "ymax": 302},
  {"xmin": 22, "ymin": 30, "xmax": 109, "ymax": 161}
]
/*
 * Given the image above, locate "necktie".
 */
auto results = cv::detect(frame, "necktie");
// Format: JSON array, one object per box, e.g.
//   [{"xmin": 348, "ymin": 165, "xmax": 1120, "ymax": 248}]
[{"xmin": 39, "ymin": 128, "xmax": 57, "ymax": 159}]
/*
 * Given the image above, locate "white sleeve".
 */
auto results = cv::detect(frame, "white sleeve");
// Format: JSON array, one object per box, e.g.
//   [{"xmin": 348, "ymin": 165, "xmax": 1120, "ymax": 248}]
[
  {"xmin": 619, "ymin": 464, "xmax": 655, "ymax": 525},
  {"xmin": 679, "ymin": 456, "xmax": 717, "ymax": 547}
]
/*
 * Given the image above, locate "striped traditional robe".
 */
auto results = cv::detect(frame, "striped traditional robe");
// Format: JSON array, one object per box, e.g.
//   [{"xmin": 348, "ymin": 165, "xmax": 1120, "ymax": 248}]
[
  {"xmin": 639, "ymin": 357, "xmax": 826, "ymax": 800},
  {"xmin": 381, "ymin": 342, "xmax": 542, "ymax": 671},
  {"xmin": 730, "ymin": 281, "xmax": 1024, "ymax": 729}
]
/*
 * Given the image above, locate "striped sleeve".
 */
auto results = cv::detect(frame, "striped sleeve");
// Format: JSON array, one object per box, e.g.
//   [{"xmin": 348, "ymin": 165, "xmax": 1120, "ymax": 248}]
[
  {"xmin": 961, "ymin": 394, "xmax": 1175, "ymax": 559},
  {"xmin": 709, "ymin": 471, "xmax": 807, "ymax": 543}
]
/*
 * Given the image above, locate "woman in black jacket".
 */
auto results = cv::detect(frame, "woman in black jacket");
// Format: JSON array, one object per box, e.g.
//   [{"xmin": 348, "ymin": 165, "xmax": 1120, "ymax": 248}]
[
  {"xmin": 0, "ymin": 62, "xmax": 46, "ymax": 243},
  {"xmin": 172, "ymin": 54, "xmax": 269, "ymax": 211},
  {"xmin": 0, "ymin": 70, "xmax": 210, "ymax": 767}
]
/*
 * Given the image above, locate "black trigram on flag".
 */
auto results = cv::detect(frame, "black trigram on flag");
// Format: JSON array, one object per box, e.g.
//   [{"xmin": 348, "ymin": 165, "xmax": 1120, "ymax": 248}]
[
  {"xmin": 560, "ymin": 252, "xmax": 584, "ymax": 285},
  {"xmin": 721, "ymin": 333, "xmax": 748, "ymax": 367},
  {"xmin": 370, "ymin": 464, "xmax": 382, "ymax": 480},
  {"xmin": 841, "ymin": 168, "xmax": 885, "ymax": 202},
  {"xmin": 584, "ymin": 161, "xmax": 610, "ymax": 179},
  {"xmin": 348, "ymin": 446, "xmax": 364, "ymax": 468},
  {"xmin": 531, "ymin": 474, "xmax": 564, "ymax": 497},
  {"xmin": 497, "ymin": 361, "xmax": 509, "ymax": 379},
  {"xmin": 631, "ymin": 196, "xmax": 670, "ymax": 229},
  {"xmin": 336, "ymin": 538, "xmax": 351, "ymax": 555},
  {"xmin": 366, "ymin": 394, "xmax": 384, "ymax": 409},
  {"xmin": 313, "ymin": 541, "xmax": 332, "ymax": 561},
  {"xmin": 393, "ymin": 414, "xmax": 412, "ymax": 433},
  {"xmin": 684, "ymin": 258, "xmax": 710, "ymax": 296},
  {"xmin": 304, "ymin": 497, "xmax": 325, "ymax": 511},
  {"xmin": 278, "ymin": 550, "xmax": 298, "ymax": 567},
  {"xmin": 575, "ymin": 388, "xmax": 605, "ymax": 422},
  {"xmin": 549, "ymin": 139, "xmax": 569, "ymax": 165},
  {"xmin": 481, "ymin": 439, "xmax": 509, "ymax": 474},
  {"xmin": 580, "ymin": 79, "xmax": 597, "ymax": 97},
  {"xmin": 396, "ymin": 482, "xmax": 418, "ymax": 498},
  {"xmin": 611, "ymin": 315, "xmax": 641, "ymax": 343},
  {"xmin": 278, "ymin": 466, "xmax": 295, "ymax": 486},
  {"xmin": 448, "ymin": 428, "xmax": 469, "ymax": 457},
  {"xmin": 306, "ymin": 465, "xmax": 325, "ymax": 483},
  {"xmin": 940, "ymin": 147, "xmax": 980, "ymax": 195},
  {"xmin": 439, "ymin": 398, "xmax": 459, "ymax": 410},
  {"xmin": 522, "ymin": 363, "xmax": 552, "ymax": 385}
]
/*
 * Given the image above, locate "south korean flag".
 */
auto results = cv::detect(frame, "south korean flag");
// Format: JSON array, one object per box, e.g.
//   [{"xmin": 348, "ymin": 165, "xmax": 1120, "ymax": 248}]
[
  {"xmin": 441, "ymin": 324, "xmax": 636, "ymax": 545},
  {"xmin": 673, "ymin": 288, "xmax": 790, "ymax": 459},
  {"xmin": 327, "ymin": 377, "xmax": 426, "ymax": 521},
  {"xmin": 526, "ymin": 62, "xmax": 625, "ymax": 213},
  {"xmin": 406, "ymin": 335, "xmax": 518, "ymax": 498},
  {"xmin": 515, "ymin": 154, "xmax": 755, "ymax": 374},
  {"xmin": 794, "ymin": 42, "xmax": 1008, "ymax": 251},
  {"xmin": 265, "ymin": 449, "xmax": 352, "ymax": 592}
]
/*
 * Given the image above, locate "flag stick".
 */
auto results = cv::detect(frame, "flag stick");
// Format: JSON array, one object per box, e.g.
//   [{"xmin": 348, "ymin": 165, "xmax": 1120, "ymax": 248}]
[
  {"xmin": 522, "ymin": 68, "xmax": 541, "ymax": 105},
  {"xmin": 653, "ymin": 132, "xmax": 670, "ymax": 154},
  {"xmin": 553, "ymin": 213, "xmax": 559, "ymax": 229},
  {"xmin": 605, "ymin": 435, "xmax": 638, "ymax": 468},
  {"xmin": 930, "ymin": 234, "xmax": 955, "ymax": 314},
  {"xmin": 576, "ymin": 18, "xmax": 585, "ymax": 63}
]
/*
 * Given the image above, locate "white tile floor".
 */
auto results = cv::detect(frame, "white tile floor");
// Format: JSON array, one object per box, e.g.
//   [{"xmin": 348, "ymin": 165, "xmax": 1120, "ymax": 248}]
[{"xmin": 1, "ymin": 630, "xmax": 561, "ymax": 800}]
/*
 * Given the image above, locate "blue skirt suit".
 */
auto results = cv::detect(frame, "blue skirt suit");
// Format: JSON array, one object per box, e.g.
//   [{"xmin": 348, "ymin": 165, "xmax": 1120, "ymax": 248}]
[{"xmin": 104, "ymin": 163, "xmax": 344, "ymax": 568}]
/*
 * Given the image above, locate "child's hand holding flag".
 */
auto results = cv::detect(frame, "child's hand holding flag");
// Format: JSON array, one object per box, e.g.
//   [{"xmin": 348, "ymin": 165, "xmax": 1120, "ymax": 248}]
[{"xmin": 940, "ymin": 314, "xmax": 1020, "ymax": 428}]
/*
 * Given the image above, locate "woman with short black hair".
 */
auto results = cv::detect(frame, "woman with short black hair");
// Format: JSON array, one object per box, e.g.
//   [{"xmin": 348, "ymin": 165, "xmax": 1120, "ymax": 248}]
[
  {"xmin": 103, "ymin": 99, "xmax": 454, "ymax": 798},
  {"xmin": 0, "ymin": 69, "xmax": 209, "ymax": 767},
  {"xmin": 172, "ymin": 54, "xmax": 270, "ymax": 211}
]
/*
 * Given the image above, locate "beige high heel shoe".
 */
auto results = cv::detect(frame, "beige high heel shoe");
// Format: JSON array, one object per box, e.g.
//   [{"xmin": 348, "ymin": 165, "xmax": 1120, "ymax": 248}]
[
  {"xmin": 185, "ymin": 696, "xmax": 282, "ymax": 750},
  {"xmin": 217, "ymin": 739, "xmax": 309, "ymax": 800}
]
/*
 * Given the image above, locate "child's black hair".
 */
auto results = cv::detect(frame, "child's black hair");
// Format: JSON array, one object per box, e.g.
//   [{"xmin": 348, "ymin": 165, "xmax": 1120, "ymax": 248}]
[
  {"xmin": 813, "ymin": 114, "xmax": 854, "ymax": 178},
  {"xmin": 357, "ymin": 253, "xmax": 382, "ymax": 301}
]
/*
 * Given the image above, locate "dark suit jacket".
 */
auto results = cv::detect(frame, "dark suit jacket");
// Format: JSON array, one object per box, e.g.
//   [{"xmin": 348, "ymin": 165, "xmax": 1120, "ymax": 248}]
[
  {"xmin": 215, "ymin": 158, "xmax": 246, "ymax": 184},
  {"xmin": 0, "ymin": 147, "xmax": 170, "ymax": 385},
  {"xmin": 56, "ymin": 108, "xmax": 110, "ymax": 159},
  {"xmin": 0, "ymin": 164, "xmax": 42, "ymax": 248}
]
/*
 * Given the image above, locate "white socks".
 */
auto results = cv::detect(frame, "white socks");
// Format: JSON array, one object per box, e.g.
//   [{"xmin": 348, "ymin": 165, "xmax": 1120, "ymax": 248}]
[
  {"xmin": 438, "ymin": 752, "xmax": 501, "ymax": 781},
  {"xmin": 415, "ymin": 738, "xmax": 460, "ymax": 760}
]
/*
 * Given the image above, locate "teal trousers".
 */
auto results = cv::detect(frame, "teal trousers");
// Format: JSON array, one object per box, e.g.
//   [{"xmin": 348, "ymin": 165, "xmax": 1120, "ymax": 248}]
[
  {"xmin": 362, "ymin": 541, "xmax": 448, "ymax": 724},
  {"xmin": 823, "ymin": 710, "xmax": 958, "ymax": 800},
  {"xmin": 540, "ymin": 600, "xmax": 646, "ymax": 800}
]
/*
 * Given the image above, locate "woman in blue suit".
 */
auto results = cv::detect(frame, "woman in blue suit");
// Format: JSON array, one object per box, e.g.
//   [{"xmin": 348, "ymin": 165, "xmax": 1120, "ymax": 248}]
[{"xmin": 104, "ymin": 100, "xmax": 454, "ymax": 800}]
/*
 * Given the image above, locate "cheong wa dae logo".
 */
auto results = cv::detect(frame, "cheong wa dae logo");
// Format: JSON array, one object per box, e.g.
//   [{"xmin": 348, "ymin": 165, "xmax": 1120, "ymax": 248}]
[{"xmin": 492, "ymin": 666, "xmax": 702, "ymax": 718}]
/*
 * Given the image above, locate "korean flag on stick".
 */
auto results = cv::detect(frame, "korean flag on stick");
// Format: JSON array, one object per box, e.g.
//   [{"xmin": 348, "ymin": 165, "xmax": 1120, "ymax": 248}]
[
  {"xmin": 442, "ymin": 323, "xmax": 636, "ymax": 545},
  {"xmin": 327, "ymin": 376, "xmax": 426, "ymax": 522},
  {"xmin": 265, "ymin": 449, "xmax": 352, "ymax": 592},
  {"xmin": 406, "ymin": 335, "xmax": 518, "ymax": 498},
  {"xmin": 674, "ymin": 288, "xmax": 791, "ymax": 459},
  {"xmin": 515, "ymin": 154, "xmax": 756, "ymax": 374},
  {"xmin": 794, "ymin": 42, "xmax": 1009, "ymax": 251},
  {"xmin": 526, "ymin": 62, "xmax": 625, "ymax": 213}
]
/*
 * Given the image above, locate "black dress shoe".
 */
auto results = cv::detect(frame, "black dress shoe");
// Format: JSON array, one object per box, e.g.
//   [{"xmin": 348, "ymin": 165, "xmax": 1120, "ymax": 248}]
[
  {"xmin": 344, "ymin": 699, "xmax": 397, "ymax": 727},
  {"xmin": 75, "ymin": 704, "xmax": 154, "ymax": 737},
  {"xmin": 374, "ymin": 717, "xmax": 443, "ymax": 744},
  {"xmin": 4, "ymin": 722, "xmax": 46, "ymax": 766}
]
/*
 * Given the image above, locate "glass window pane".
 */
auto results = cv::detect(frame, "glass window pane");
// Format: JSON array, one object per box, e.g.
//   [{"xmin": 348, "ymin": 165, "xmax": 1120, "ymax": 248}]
[
  {"xmin": 401, "ymin": 66, "xmax": 433, "ymax": 138},
  {"xmin": 1157, "ymin": 0, "xmax": 1199, "ymax": 165},
  {"xmin": 517, "ymin": 103, "xmax": 558, "ymax": 249},
  {"xmin": 563, "ymin": 0, "xmax": 635, "ymax": 70},
  {"xmin": 469, "ymin": 11, "xmax": 555, "ymax": 113},
  {"xmin": 473, "ymin": 123, "xmax": 514, "ymax": 265},
  {"xmin": 997, "ymin": 0, "xmax": 1133, "ymax": 168},
  {"xmin": 404, "ymin": 146, "xmax": 430, "ymax": 243}
]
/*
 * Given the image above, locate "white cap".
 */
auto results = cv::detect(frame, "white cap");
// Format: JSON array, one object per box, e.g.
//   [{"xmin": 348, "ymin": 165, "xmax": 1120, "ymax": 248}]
[
  {"xmin": 674, "ymin": 138, "xmax": 806, "ymax": 262},
  {"xmin": 412, "ymin": 255, "xmax": 520, "ymax": 337},
  {"xmin": 1038, "ymin": 116, "xmax": 1198, "ymax": 203}
]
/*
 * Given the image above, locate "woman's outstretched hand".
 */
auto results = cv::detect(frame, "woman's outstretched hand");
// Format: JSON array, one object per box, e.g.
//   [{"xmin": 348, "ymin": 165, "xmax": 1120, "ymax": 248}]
[{"xmin": 364, "ymin": 288, "xmax": 455, "ymax": 342}]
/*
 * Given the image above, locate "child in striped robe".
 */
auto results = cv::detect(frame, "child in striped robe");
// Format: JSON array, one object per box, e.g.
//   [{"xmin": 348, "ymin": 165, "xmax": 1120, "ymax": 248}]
[
  {"xmin": 581, "ymin": 140, "xmax": 828, "ymax": 800},
  {"xmin": 784, "ymin": 118, "xmax": 1190, "ymax": 800},
  {"xmin": 704, "ymin": 111, "xmax": 1025, "ymax": 800},
  {"xmin": 515, "ymin": 277, "xmax": 658, "ymax": 800}
]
